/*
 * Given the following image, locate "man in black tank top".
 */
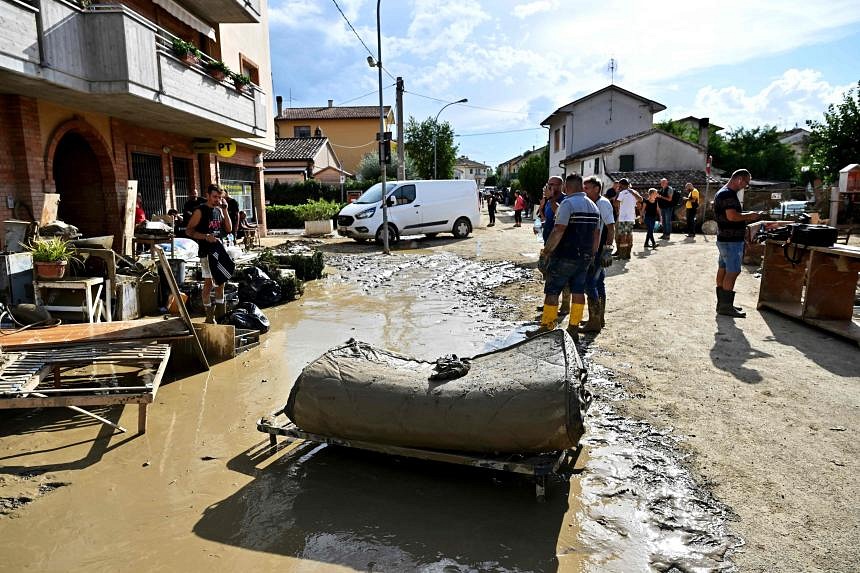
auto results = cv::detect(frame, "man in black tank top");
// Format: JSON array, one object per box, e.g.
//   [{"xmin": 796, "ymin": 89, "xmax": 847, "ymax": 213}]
[{"xmin": 185, "ymin": 184, "xmax": 233, "ymax": 323}]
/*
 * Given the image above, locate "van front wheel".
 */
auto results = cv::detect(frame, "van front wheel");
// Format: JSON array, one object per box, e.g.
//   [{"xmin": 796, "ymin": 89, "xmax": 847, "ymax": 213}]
[
  {"xmin": 375, "ymin": 224, "xmax": 399, "ymax": 245},
  {"xmin": 452, "ymin": 217, "xmax": 472, "ymax": 239}
]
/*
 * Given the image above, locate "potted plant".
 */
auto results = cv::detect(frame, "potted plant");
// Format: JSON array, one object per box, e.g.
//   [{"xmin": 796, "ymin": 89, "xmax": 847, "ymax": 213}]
[
  {"xmin": 298, "ymin": 199, "xmax": 342, "ymax": 236},
  {"xmin": 27, "ymin": 237, "xmax": 77, "ymax": 280},
  {"xmin": 205, "ymin": 60, "xmax": 231, "ymax": 82},
  {"xmin": 171, "ymin": 38, "xmax": 201, "ymax": 66},
  {"xmin": 230, "ymin": 72, "xmax": 252, "ymax": 93}
]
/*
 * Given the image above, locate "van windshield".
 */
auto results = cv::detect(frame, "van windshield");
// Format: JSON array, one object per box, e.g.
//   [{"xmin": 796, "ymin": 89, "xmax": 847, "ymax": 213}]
[{"xmin": 355, "ymin": 182, "xmax": 397, "ymax": 204}]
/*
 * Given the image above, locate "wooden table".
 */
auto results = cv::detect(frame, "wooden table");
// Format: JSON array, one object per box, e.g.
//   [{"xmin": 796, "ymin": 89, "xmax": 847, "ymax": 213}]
[
  {"xmin": 33, "ymin": 276, "xmax": 110, "ymax": 322},
  {"xmin": 758, "ymin": 240, "xmax": 860, "ymax": 345}
]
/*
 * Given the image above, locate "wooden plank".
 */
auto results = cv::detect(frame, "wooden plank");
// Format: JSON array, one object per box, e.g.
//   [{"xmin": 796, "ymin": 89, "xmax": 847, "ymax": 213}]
[
  {"xmin": 757, "ymin": 241, "xmax": 808, "ymax": 308},
  {"xmin": 39, "ymin": 193, "xmax": 60, "ymax": 227},
  {"xmin": 120, "ymin": 181, "xmax": 137, "ymax": 256},
  {"xmin": 155, "ymin": 246, "xmax": 209, "ymax": 371},
  {"xmin": 804, "ymin": 250, "xmax": 860, "ymax": 320},
  {"xmin": 31, "ymin": 392, "xmax": 127, "ymax": 432},
  {"xmin": 0, "ymin": 394, "xmax": 153, "ymax": 408},
  {"xmin": 0, "ymin": 318, "xmax": 189, "ymax": 349},
  {"xmin": 194, "ymin": 323, "xmax": 236, "ymax": 363}
]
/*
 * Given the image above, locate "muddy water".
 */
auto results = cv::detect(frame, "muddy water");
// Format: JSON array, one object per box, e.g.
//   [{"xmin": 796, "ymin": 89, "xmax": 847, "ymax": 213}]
[{"xmin": 0, "ymin": 250, "xmax": 738, "ymax": 572}]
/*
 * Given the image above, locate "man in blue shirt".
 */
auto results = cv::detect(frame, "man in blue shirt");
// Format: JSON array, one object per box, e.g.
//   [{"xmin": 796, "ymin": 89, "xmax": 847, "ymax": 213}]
[
  {"xmin": 534, "ymin": 173, "xmax": 600, "ymax": 341},
  {"xmin": 714, "ymin": 169, "xmax": 763, "ymax": 317}
]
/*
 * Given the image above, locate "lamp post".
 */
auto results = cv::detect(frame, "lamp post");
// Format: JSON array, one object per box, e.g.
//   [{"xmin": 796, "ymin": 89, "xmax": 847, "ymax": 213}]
[
  {"xmin": 369, "ymin": 0, "xmax": 389, "ymax": 254},
  {"xmin": 433, "ymin": 98, "xmax": 467, "ymax": 180}
]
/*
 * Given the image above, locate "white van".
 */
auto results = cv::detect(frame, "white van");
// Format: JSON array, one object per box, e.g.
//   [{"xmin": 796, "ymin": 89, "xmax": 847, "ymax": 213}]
[{"xmin": 336, "ymin": 179, "xmax": 480, "ymax": 243}]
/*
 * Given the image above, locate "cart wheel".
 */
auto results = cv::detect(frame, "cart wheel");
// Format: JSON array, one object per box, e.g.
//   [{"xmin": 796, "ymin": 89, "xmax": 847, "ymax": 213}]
[{"xmin": 535, "ymin": 476, "xmax": 547, "ymax": 503}]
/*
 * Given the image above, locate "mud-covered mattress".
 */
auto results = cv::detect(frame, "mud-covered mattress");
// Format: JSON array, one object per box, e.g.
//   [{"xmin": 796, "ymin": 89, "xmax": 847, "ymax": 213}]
[{"xmin": 283, "ymin": 329, "xmax": 591, "ymax": 454}]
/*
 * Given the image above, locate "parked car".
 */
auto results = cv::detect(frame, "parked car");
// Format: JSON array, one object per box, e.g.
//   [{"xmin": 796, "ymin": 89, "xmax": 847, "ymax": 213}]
[
  {"xmin": 336, "ymin": 179, "xmax": 480, "ymax": 244},
  {"xmin": 769, "ymin": 200, "xmax": 810, "ymax": 218}
]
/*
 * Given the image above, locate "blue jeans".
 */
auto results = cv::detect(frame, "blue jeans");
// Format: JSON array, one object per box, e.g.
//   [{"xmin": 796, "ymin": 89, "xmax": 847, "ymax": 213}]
[
  {"xmin": 545, "ymin": 255, "xmax": 593, "ymax": 296},
  {"xmin": 661, "ymin": 207, "xmax": 673, "ymax": 237},
  {"xmin": 717, "ymin": 241, "xmax": 744, "ymax": 273},
  {"xmin": 644, "ymin": 215, "xmax": 657, "ymax": 246}
]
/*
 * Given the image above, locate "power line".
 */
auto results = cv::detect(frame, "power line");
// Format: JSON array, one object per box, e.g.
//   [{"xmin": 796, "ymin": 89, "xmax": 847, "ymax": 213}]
[
  {"xmin": 405, "ymin": 90, "xmax": 529, "ymax": 115},
  {"xmin": 337, "ymin": 84, "xmax": 396, "ymax": 106},
  {"xmin": 456, "ymin": 127, "xmax": 544, "ymax": 137},
  {"xmin": 329, "ymin": 0, "xmax": 397, "ymax": 81}
]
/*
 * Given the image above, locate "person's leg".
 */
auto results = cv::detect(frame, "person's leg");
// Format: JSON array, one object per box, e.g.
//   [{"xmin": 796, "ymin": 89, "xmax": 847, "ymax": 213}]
[
  {"xmin": 716, "ymin": 242, "xmax": 746, "ymax": 317},
  {"xmin": 644, "ymin": 216, "xmax": 654, "ymax": 247},
  {"xmin": 661, "ymin": 208, "xmax": 671, "ymax": 238},
  {"xmin": 686, "ymin": 209, "xmax": 695, "ymax": 236},
  {"xmin": 214, "ymin": 283, "xmax": 227, "ymax": 320},
  {"xmin": 566, "ymin": 256, "xmax": 592, "ymax": 339}
]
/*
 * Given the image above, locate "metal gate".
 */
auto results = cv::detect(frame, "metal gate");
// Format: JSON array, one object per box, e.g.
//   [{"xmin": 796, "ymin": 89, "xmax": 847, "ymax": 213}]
[
  {"xmin": 172, "ymin": 157, "xmax": 192, "ymax": 211},
  {"xmin": 131, "ymin": 152, "xmax": 165, "ymax": 216}
]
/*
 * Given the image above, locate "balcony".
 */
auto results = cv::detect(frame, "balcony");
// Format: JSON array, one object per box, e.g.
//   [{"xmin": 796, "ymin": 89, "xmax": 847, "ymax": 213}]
[
  {"xmin": 0, "ymin": 0, "xmax": 267, "ymax": 139},
  {"xmin": 176, "ymin": 0, "xmax": 260, "ymax": 24}
]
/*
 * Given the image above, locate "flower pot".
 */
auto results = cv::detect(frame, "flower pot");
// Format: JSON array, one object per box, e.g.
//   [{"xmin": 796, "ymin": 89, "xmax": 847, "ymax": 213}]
[
  {"xmin": 233, "ymin": 81, "xmax": 247, "ymax": 93},
  {"xmin": 208, "ymin": 69, "xmax": 227, "ymax": 82},
  {"xmin": 179, "ymin": 53, "xmax": 199, "ymax": 67},
  {"xmin": 34, "ymin": 261, "xmax": 67, "ymax": 280},
  {"xmin": 304, "ymin": 219, "xmax": 334, "ymax": 237}
]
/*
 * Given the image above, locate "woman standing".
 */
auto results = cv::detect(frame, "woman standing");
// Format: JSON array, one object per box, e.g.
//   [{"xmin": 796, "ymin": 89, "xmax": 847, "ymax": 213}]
[
  {"xmin": 641, "ymin": 188, "xmax": 661, "ymax": 250},
  {"xmin": 487, "ymin": 191, "xmax": 497, "ymax": 227},
  {"xmin": 513, "ymin": 191, "xmax": 525, "ymax": 227}
]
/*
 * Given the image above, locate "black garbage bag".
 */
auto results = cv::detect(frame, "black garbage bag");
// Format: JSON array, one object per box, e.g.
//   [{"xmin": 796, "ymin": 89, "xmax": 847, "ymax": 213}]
[
  {"xmin": 239, "ymin": 266, "xmax": 271, "ymax": 282},
  {"xmin": 237, "ymin": 266, "xmax": 282, "ymax": 307},
  {"xmin": 223, "ymin": 302, "xmax": 270, "ymax": 333}
]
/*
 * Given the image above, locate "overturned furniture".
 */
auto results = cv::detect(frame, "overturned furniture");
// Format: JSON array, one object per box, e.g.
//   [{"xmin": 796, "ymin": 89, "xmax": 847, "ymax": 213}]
[
  {"xmin": 0, "ymin": 341, "xmax": 171, "ymax": 434},
  {"xmin": 259, "ymin": 330, "xmax": 590, "ymax": 500}
]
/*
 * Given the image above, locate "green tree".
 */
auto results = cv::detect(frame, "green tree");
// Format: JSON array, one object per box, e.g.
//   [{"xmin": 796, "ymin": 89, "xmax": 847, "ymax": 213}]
[
  {"xmin": 807, "ymin": 81, "xmax": 860, "ymax": 183},
  {"xmin": 711, "ymin": 126, "xmax": 797, "ymax": 181},
  {"xmin": 484, "ymin": 174, "xmax": 498, "ymax": 186},
  {"xmin": 356, "ymin": 151, "xmax": 415, "ymax": 182},
  {"xmin": 517, "ymin": 151, "xmax": 548, "ymax": 204},
  {"xmin": 404, "ymin": 116, "xmax": 458, "ymax": 179},
  {"xmin": 656, "ymin": 119, "xmax": 699, "ymax": 143}
]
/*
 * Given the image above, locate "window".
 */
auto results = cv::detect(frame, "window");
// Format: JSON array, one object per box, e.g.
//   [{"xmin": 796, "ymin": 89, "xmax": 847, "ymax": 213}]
[
  {"xmin": 294, "ymin": 126, "xmax": 311, "ymax": 138},
  {"xmin": 220, "ymin": 163, "xmax": 256, "ymax": 221},
  {"xmin": 131, "ymin": 152, "xmax": 165, "ymax": 216},
  {"xmin": 562, "ymin": 125, "xmax": 566, "ymax": 149},
  {"xmin": 594, "ymin": 158, "xmax": 600, "ymax": 175},
  {"xmin": 238, "ymin": 54, "xmax": 260, "ymax": 85},
  {"xmin": 580, "ymin": 162, "xmax": 585, "ymax": 175},
  {"xmin": 554, "ymin": 129, "xmax": 560, "ymax": 152},
  {"xmin": 469, "ymin": 168, "xmax": 473, "ymax": 174},
  {"xmin": 619, "ymin": 155, "xmax": 635, "ymax": 171},
  {"xmin": 392, "ymin": 184, "xmax": 416, "ymax": 205}
]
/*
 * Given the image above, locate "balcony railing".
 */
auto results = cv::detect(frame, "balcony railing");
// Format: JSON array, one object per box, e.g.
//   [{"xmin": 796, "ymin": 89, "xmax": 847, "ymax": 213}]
[{"xmin": 0, "ymin": 0, "xmax": 267, "ymax": 138}]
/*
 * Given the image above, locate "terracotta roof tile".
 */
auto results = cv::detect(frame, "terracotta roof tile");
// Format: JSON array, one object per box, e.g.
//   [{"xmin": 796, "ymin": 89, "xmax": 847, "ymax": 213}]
[
  {"xmin": 276, "ymin": 105, "xmax": 391, "ymax": 120},
  {"xmin": 263, "ymin": 137, "xmax": 327, "ymax": 161}
]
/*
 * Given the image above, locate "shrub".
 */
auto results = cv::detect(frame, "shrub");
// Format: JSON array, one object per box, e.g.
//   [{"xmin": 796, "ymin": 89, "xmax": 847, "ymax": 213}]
[
  {"xmin": 26, "ymin": 237, "xmax": 76, "ymax": 262},
  {"xmin": 265, "ymin": 179, "xmax": 373, "ymax": 206},
  {"xmin": 265, "ymin": 204, "xmax": 303, "ymax": 228},
  {"xmin": 296, "ymin": 199, "xmax": 342, "ymax": 222}
]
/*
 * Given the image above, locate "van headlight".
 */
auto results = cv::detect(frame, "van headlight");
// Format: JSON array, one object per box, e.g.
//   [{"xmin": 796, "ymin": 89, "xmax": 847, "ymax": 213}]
[{"xmin": 355, "ymin": 207, "xmax": 376, "ymax": 219}]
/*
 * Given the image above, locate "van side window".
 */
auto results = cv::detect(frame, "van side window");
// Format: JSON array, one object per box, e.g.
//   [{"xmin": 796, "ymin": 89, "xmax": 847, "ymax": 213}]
[{"xmin": 393, "ymin": 185, "xmax": 416, "ymax": 205}]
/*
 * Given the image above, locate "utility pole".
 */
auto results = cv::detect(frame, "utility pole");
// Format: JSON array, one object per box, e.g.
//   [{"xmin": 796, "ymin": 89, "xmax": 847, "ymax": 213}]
[{"xmin": 396, "ymin": 77, "xmax": 405, "ymax": 181}]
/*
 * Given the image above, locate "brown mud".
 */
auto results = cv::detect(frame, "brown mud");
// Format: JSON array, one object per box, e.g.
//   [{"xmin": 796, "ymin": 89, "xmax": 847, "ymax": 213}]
[{"xmin": 1, "ymin": 206, "xmax": 857, "ymax": 572}]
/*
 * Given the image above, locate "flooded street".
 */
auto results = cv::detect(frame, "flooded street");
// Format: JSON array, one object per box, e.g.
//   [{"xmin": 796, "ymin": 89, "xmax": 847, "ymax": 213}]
[{"xmin": 1, "ymin": 248, "xmax": 739, "ymax": 572}]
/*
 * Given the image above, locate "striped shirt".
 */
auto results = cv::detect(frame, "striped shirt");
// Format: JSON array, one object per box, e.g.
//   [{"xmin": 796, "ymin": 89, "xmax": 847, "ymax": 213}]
[{"xmin": 554, "ymin": 192, "xmax": 600, "ymax": 258}]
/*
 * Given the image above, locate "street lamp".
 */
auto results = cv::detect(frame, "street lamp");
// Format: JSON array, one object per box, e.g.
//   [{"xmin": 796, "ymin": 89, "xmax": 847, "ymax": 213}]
[
  {"xmin": 369, "ymin": 0, "xmax": 389, "ymax": 254},
  {"xmin": 433, "ymin": 98, "xmax": 468, "ymax": 179}
]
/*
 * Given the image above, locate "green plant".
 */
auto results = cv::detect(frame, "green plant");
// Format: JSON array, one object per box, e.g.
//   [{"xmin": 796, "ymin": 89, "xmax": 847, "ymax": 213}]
[
  {"xmin": 26, "ymin": 237, "xmax": 77, "ymax": 263},
  {"xmin": 295, "ymin": 198, "xmax": 343, "ymax": 222},
  {"xmin": 230, "ymin": 72, "xmax": 251, "ymax": 86},
  {"xmin": 256, "ymin": 249, "xmax": 306, "ymax": 300},
  {"xmin": 171, "ymin": 38, "xmax": 201, "ymax": 59},
  {"xmin": 206, "ymin": 60, "xmax": 231, "ymax": 75}
]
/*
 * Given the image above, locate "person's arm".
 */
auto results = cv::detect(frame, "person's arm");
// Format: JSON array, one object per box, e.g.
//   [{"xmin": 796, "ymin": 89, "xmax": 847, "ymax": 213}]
[
  {"xmin": 724, "ymin": 208, "xmax": 761, "ymax": 223},
  {"xmin": 220, "ymin": 207, "xmax": 233, "ymax": 234},
  {"xmin": 605, "ymin": 223, "xmax": 615, "ymax": 247},
  {"xmin": 185, "ymin": 210, "xmax": 217, "ymax": 244},
  {"xmin": 544, "ymin": 223, "xmax": 566, "ymax": 256},
  {"xmin": 630, "ymin": 189, "xmax": 642, "ymax": 201}
]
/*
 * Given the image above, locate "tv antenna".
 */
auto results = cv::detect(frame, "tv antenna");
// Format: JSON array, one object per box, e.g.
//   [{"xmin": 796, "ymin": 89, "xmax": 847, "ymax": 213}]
[{"xmin": 608, "ymin": 58, "xmax": 617, "ymax": 84}]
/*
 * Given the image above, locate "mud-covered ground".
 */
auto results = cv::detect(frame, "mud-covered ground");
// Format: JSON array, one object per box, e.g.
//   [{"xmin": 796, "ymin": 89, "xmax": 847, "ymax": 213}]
[{"xmin": 1, "ymin": 204, "xmax": 858, "ymax": 572}]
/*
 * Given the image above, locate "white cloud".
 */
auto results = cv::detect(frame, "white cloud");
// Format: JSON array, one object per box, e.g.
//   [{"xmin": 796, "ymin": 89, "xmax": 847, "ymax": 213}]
[
  {"xmin": 690, "ymin": 69, "xmax": 854, "ymax": 130},
  {"xmin": 512, "ymin": 0, "xmax": 558, "ymax": 19}
]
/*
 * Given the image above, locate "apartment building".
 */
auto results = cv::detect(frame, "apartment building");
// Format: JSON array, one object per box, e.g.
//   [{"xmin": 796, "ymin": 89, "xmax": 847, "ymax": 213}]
[{"xmin": 0, "ymin": 0, "xmax": 275, "ymax": 245}]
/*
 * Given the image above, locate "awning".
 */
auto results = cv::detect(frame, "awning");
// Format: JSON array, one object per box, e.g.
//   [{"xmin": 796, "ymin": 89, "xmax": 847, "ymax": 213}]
[{"xmin": 154, "ymin": 0, "xmax": 216, "ymax": 40}]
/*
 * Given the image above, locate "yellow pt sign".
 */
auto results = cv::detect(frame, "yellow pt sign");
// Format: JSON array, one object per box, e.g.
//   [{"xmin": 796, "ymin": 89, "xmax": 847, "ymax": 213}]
[{"xmin": 215, "ymin": 138, "xmax": 236, "ymax": 158}]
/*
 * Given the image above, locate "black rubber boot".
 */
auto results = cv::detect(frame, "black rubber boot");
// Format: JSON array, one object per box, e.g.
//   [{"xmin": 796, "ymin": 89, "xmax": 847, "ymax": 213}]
[
  {"xmin": 598, "ymin": 296, "xmax": 606, "ymax": 328},
  {"xmin": 716, "ymin": 286, "xmax": 743, "ymax": 311},
  {"xmin": 717, "ymin": 289, "xmax": 746, "ymax": 318}
]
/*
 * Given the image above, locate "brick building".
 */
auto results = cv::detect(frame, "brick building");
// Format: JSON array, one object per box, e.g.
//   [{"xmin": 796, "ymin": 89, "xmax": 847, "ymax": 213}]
[{"xmin": 0, "ymin": 0, "xmax": 275, "ymax": 248}]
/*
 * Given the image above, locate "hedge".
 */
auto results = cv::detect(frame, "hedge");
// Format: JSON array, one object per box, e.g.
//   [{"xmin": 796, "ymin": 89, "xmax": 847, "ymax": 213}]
[
  {"xmin": 266, "ymin": 179, "xmax": 373, "ymax": 206},
  {"xmin": 265, "ymin": 199, "xmax": 345, "ymax": 229}
]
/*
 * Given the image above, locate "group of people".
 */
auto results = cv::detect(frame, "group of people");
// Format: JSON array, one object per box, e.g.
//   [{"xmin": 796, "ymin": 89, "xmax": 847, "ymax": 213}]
[{"xmin": 523, "ymin": 168, "xmax": 760, "ymax": 341}]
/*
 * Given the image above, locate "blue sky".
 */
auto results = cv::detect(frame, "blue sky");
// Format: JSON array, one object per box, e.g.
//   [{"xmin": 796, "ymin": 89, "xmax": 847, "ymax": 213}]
[{"xmin": 268, "ymin": 0, "xmax": 860, "ymax": 169}]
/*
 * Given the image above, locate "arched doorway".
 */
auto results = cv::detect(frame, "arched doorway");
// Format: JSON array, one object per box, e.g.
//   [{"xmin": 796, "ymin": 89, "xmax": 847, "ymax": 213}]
[{"xmin": 53, "ymin": 132, "xmax": 108, "ymax": 238}]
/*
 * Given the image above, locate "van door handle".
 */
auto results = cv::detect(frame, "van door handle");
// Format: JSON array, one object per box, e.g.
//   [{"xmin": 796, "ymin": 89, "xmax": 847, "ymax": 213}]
[{"xmin": 414, "ymin": 204, "xmax": 421, "ymax": 207}]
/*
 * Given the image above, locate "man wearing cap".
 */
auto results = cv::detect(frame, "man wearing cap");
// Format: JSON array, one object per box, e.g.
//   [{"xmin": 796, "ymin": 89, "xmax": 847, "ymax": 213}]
[
  {"xmin": 534, "ymin": 174, "xmax": 600, "ymax": 341},
  {"xmin": 613, "ymin": 178, "xmax": 641, "ymax": 259},
  {"xmin": 714, "ymin": 169, "xmax": 763, "ymax": 317}
]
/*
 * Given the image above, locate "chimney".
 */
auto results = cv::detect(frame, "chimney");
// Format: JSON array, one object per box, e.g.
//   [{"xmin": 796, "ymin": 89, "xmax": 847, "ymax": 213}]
[
  {"xmin": 276, "ymin": 95, "xmax": 283, "ymax": 117},
  {"xmin": 698, "ymin": 117, "xmax": 709, "ymax": 148},
  {"xmin": 328, "ymin": 99, "xmax": 333, "ymax": 108}
]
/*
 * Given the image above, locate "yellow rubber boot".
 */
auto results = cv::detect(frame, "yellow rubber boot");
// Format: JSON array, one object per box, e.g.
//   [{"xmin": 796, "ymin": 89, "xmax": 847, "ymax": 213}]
[
  {"xmin": 566, "ymin": 302, "xmax": 585, "ymax": 341},
  {"xmin": 540, "ymin": 304, "xmax": 559, "ymax": 330}
]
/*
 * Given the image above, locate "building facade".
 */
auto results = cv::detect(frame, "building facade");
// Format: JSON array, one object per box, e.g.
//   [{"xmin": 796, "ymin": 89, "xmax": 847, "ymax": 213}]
[
  {"xmin": 0, "ymin": 0, "xmax": 275, "ymax": 247},
  {"xmin": 453, "ymin": 156, "xmax": 490, "ymax": 187},
  {"xmin": 541, "ymin": 85, "xmax": 666, "ymax": 178},
  {"xmin": 274, "ymin": 101, "xmax": 394, "ymax": 176}
]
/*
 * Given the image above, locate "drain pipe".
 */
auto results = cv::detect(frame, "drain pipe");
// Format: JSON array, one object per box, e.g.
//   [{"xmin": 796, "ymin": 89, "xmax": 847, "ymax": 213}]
[{"xmin": 34, "ymin": 0, "xmax": 47, "ymax": 68}]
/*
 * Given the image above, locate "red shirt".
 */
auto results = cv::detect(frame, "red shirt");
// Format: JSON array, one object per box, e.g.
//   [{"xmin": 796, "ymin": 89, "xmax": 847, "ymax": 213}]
[{"xmin": 135, "ymin": 205, "xmax": 146, "ymax": 225}]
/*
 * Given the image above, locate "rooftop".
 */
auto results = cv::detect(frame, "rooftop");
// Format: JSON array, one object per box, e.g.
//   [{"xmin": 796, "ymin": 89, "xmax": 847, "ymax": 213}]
[
  {"xmin": 263, "ymin": 137, "xmax": 328, "ymax": 161},
  {"xmin": 276, "ymin": 105, "xmax": 392, "ymax": 120}
]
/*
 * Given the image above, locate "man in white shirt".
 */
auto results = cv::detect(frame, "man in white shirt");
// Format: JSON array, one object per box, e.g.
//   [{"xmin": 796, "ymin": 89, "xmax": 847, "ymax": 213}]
[
  {"xmin": 579, "ymin": 176, "xmax": 615, "ymax": 333},
  {"xmin": 613, "ymin": 178, "xmax": 641, "ymax": 260}
]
